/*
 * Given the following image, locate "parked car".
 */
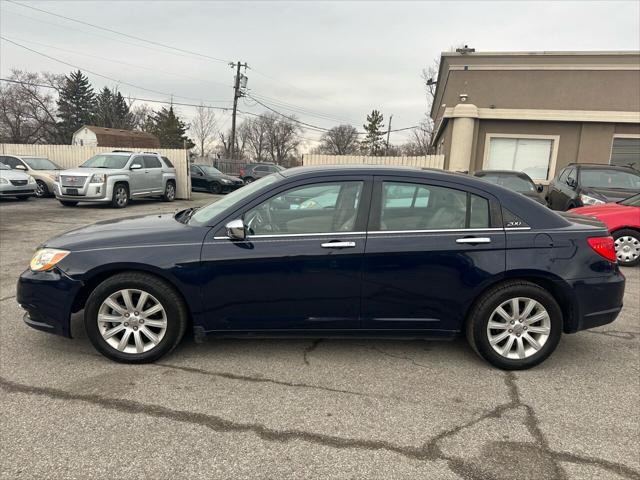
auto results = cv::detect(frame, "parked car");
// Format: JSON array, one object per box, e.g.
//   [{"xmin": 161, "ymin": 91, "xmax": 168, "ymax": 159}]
[
  {"xmin": 18, "ymin": 166, "xmax": 625, "ymax": 370},
  {"xmin": 547, "ymin": 163, "xmax": 640, "ymax": 211},
  {"xmin": 0, "ymin": 154, "xmax": 62, "ymax": 198},
  {"xmin": 190, "ymin": 164, "xmax": 244, "ymax": 194},
  {"xmin": 473, "ymin": 170, "xmax": 546, "ymax": 205},
  {"xmin": 571, "ymin": 193, "xmax": 640, "ymax": 266},
  {"xmin": 0, "ymin": 162, "xmax": 36, "ymax": 199},
  {"xmin": 239, "ymin": 163, "xmax": 284, "ymax": 183},
  {"xmin": 54, "ymin": 151, "xmax": 177, "ymax": 208}
]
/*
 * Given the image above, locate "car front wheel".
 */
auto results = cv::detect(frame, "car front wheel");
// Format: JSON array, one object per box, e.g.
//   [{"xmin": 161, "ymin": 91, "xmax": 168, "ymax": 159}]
[
  {"xmin": 35, "ymin": 180, "xmax": 49, "ymax": 197},
  {"xmin": 466, "ymin": 281, "xmax": 562, "ymax": 370},
  {"xmin": 209, "ymin": 182, "xmax": 221, "ymax": 194},
  {"xmin": 111, "ymin": 183, "xmax": 129, "ymax": 208},
  {"xmin": 613, "ymin": 229, "xmax": 640, "ymax": 267},
  {"xmin": 84, "ymin": 272, "xmax": 188, "ymax": 363}
]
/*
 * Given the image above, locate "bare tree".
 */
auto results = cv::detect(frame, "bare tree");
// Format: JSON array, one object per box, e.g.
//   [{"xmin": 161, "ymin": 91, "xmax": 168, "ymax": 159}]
[
  {"xmin": 241, "ymin": 115, "xmax": 270, "ymax": 161},
  {"xmin": 263, "ymin": 113, "xmax": 301, "ymax": 165},
  {"xmin": 129, "ymin": 103, "xmax": 154, "ymax": 131},
  {"xmin": 190, "ymin": 104, "xmax": 217, "ymax": 157},
  {"xmin": 0, "ymin": 70, "xmax": 62, "ymax": 144},
  {"xmin": 316, "ymin": 125, "xmax": 359, "ymax": 155},
  {"xmin": 401, "ymin": 116, "xmax": 434, "ymax": 155}
]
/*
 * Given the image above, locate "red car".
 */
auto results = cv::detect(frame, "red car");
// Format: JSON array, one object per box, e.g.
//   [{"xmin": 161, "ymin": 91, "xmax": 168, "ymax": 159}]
[{"xmin": 572, "ymin": 193, "xmax": 640, "ymax": 266}]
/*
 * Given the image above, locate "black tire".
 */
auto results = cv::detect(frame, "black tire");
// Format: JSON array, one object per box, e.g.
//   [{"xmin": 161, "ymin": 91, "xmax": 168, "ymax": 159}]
[
  {"xmin": 465, "ymin": 281, "xmax": 562, "ymax": 370},
  {"xmin": 162, "ymin": 180, "xmax": 176, "ymax": 202},
  {"xmin": 84, "ymin": 272, "xmax": 188, "ymax": 363},
  {"xmin": 35, "ymin": 180, "xmax": 49, "ymax": 198},
  {"xmin": 209, "ymin": 182, "xmax": 222, "ymax": 194},
  {"xmin": 243, "ymin": 176, "xmax": 255, "ymax": 184},
  {"xmin": 612, "ymin": 229, "xmax": 640, "ymax": 267},
  {"xmin": 59, "ymin": 200, "xmax": 78, "ymax": 207},
  {"xmin": 111, "ymin": 183, "xmax": 129, "ymax": 208}
]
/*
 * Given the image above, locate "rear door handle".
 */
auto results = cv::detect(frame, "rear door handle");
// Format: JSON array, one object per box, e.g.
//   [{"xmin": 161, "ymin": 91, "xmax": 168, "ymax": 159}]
[
  {"xmin": 321, "ymin": 241, "xmax": 356, "ymax": 249},
  {"xmin": 456, "ymin": 237, "xmax": 491, "ymax": 244}
]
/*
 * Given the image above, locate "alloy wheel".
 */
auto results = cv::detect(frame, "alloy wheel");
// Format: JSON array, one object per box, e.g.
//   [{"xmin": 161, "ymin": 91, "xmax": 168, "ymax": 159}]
[
  {"xmin": 115, "ymin": 187, "xmax": 128, "ymax": 207},
  {"xmin": 97, "ymin": 289, "xmax": 167, "ymax": 354},
  {"xmin": 166, "ymin": 183, "xmax": 175, "ymax": 200},
  {"xmin": 35, "ymin": 181, "xmax": 47, "ymax": 197},
  {"xmin": 486, "ymin": 297, "xmax": 551, "ymax": 360},
  {"xmin": 614, "ymin": 235, "xmax": 640, "ymax": 264}
]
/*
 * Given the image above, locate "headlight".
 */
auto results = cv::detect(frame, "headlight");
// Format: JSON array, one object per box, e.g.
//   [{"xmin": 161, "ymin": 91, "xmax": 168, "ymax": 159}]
[
  {"xmin": 580, "ymin": 194, "xmax": 605, "ymax": 206},
  {"xmin": 54, "ymin": 173, "xmax": 60, "ymax": 182},
  {"xmin": 220, "ymin": 178, "xmax": 231, "ymax": 184},
  {"xmin": 0, "ymin": 177, "xmax": 8, "ymax": 184},
  {"xmin": 28, "ymin": 175, "xmax": 36, "ymax": 184},
  {"xmin": 30, "ymin": 248, "xmax": 70, "ymax": 272},
  {"xmin": 90, "ymin": 173, "xmax": 106, "ymax": 183}
]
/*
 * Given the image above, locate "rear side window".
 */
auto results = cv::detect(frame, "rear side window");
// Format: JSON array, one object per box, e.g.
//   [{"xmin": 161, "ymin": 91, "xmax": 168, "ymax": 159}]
[
  {"xmin": 144, "ymin": 156, "xmax": 162, "ymax": 168},
  {"xmin": 379, "ymin": 182, "xmax": 490, "ymax": 231},
  {"xmin": 162, "ymin": 156, "xmax": 174, "ymax": 168}
]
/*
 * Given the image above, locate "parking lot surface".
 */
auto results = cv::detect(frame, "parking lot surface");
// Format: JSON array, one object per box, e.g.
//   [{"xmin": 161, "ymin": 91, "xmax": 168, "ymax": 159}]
[{"xmin": 1, "ymin": 195, "xmax": 638, "ymax": 480}]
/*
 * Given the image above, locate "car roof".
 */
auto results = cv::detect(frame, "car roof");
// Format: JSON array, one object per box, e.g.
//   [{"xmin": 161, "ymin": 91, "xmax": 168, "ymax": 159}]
[
  {"xmin": 474, "ymin": 170, "xmax": 534, "ymax": 179},
  {"xmin": 571, "ymin": 163, "xmax": 637, "ymax": 171}
]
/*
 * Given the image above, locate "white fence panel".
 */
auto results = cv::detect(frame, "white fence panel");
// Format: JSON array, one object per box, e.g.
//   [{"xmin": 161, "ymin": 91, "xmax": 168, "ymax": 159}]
[
  {"xmin": 303, "ymin": 154, "xmax": 445, "ymax": 170},
  {"xmin": 0, "ymin": 144, "xmax": 191, "ymax": 199}
]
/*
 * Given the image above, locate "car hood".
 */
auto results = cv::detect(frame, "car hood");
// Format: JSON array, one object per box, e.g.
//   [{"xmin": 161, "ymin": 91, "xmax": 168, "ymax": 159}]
[
  {"xmin": 582, "ymin": 187, "xmax": 639, "ymax": 203},
  {"xmin": 59, "ymin": 167, "xmax": 121, "ymax": 176},
  {"xmin": 44, "ymin": 212, "xmax": 206, "ymax": 251},
  {"xmin": 208, "ymin": 173, "xmax": 242, "ymax": 182},
  {"xmin": 572, "ymin": 203, "xmax": 639, "ymax": 218},
  {"xmin": 0, "ymin": 169, "xmax": 31, "ymax": 180}
]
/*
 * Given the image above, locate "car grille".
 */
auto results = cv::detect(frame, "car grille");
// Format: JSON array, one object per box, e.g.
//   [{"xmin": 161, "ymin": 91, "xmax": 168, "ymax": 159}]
[
  {"xmin": 10, "ymin": 179, "xmax": 28, "ymax": 186},
  {"xmin": 61, "ymin": 175, "xmax": 87, "ymax": 187}
]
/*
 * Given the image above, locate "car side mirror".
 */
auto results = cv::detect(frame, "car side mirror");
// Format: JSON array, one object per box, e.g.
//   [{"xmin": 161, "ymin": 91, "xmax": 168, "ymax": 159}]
[
  {"xmin": 536, "ymin": 184, "xmax": 544, "ymax": 193},
  {"xmin": 15, "ymin": 164, "xmax": 27, "ymax": 171},
  {"xmin": 225, "ymin": 219, "xmax": 246, "ymax": 240},
  {"xmin": 130, "ymin": 163, "xmax": 143, "ymax": 170}
]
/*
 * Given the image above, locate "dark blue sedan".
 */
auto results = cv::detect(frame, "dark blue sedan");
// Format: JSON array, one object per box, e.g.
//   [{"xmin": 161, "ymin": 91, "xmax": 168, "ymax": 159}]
[{"xmin": 18, "ymin": 166, "xmax": 625, "ymax": 369}]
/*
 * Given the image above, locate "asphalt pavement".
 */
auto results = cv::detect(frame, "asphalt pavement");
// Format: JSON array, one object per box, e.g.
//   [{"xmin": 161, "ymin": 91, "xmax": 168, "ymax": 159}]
[{"xmin": 0, "ymin": 193, "xmax": 638, "ymax": 480}]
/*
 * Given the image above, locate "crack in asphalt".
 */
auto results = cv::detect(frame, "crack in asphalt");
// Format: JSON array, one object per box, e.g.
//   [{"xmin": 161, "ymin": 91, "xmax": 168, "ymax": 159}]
[
  {"xmin": 0, "ymin": 294, "xmax": 16, "ymax": 302},
  {"xmin": 586, "ymin": 329, "xmax": 639, "ymax": 340},
  {"xmin": 2, "ymin": 373, "xmax": 638, "ymax": 479},
  {"xmin": 303, "ymin": 339, "xmax": 323, "ymax": 366}
]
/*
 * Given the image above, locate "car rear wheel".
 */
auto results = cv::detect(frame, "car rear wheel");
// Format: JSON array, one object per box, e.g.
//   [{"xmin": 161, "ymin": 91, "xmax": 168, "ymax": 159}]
[
  {"xmin": 59, "ymin": 200, "xmax": 78, "ymax": 207},
  {"xmin": 209, "ymin": 182, "xmax": 221, "ymax": 194},
  {"xmin": 84, "ymin": 272, "xmax": 188, "ymax": 363},
  {"xmin": 466, "ymin": 281, "xmax": 562, "ymax": 370},
  {"xmin": 35, "ymin": 180, "xmax": 48, "ymax": 197},
  {"xmin": 111, "ymin": 183, "xmax": 129, "ymax": 208},
  {"xmin": 613, "ymin": 229, "xmax": 640, "ymax": 267},
  {"xmin": 162, "ymin": 181, "xmax": 176, "ymax": 202}
]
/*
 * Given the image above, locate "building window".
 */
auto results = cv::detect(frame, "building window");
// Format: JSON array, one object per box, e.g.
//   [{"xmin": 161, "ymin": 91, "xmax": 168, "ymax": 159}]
[
  {"xmin": 610, "ymin": 136, "xmax": 640, "ymax": 170},
  {"xmin": 483, "ymin": 134, "xmax": 559, "ymax": 182}
]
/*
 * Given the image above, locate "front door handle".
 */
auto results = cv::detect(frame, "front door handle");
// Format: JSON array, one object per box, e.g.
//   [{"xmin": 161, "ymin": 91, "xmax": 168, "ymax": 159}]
[
  {"xmin": 321, "ymin": 241, "xmax": 356, "ymax": 249},
  {"xmin": 456, "ymin": 237, "xmax": 491, "ymax": 244}
]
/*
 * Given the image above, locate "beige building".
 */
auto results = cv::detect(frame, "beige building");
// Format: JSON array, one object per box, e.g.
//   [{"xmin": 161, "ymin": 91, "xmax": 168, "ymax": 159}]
[{"xmin": 430, "ymin": 50, "xmax": 640, "ymax": 182}]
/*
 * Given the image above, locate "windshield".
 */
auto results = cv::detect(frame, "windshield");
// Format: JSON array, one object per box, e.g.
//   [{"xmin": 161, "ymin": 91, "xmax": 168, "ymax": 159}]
[
  {"xmin": 80, "ymin": 154, "xmax": 130, "ymax": 169},
  {"xmin": 619, "ymin": 193, "xmax": 640, "ymax": 207},
  {"xmin": 22, "ymin": 157, "xmax": 61, "ymax": 170},
  {"xmin": 190, "ymin": 174, "xmax": 280, "ymax": 225},
  {"xmin": 479, "ymin": 174, "xmax": 536, "ymax": 192},
  {"xmin": 200, "ymin": 165, "xmax": 222, "ymax": 175},
  {"xmin": 580, "ymin": 169, "xmax": 640, "ymax": 189}
]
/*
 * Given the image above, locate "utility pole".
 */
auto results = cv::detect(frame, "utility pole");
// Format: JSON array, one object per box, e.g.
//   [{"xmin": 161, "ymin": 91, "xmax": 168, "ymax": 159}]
[
  {"xmin": 229, "ymin": 61, "xmax": 248, "ymax": 160},
  {"xmin": 385, "ymin": 114, "xmax": 393, "ymax": 155}
]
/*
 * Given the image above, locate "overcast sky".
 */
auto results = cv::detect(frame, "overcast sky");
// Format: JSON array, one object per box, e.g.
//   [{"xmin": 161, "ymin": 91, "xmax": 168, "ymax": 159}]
[{"xmin": 1, "ymin": 0, "xmax": 639, "ymax": 149}]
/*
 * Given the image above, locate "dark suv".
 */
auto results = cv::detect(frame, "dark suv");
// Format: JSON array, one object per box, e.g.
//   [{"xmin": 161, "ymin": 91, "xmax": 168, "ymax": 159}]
[
  {"xmin": 547, "ymin": 164, "xmax": 640, "ymax": 211},
  {"xmin": 239, "ymin": 163, "xmax": 284, "ymax": 183}
]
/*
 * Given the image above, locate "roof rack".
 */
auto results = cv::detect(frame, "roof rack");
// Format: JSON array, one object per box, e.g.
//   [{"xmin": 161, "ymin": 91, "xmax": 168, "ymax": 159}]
[
  {"xmin": 112, "ymin": 150, "xmax": 133, "ymax": 153},
  {"xmin": 143, "ymin": 151, "xmax": 159, "ymax": 155}
]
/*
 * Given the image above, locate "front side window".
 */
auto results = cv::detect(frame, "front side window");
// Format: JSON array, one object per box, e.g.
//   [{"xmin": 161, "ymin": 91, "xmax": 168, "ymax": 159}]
[
  {"xmin": 245, "ymin": 182, "xmax": 363, "ymax": 235},
  {"xmin": 81, "ymin": 154, "xmax": 130, "ymax": 169},
  {"xmin": 379, "ymin": 182, "xmax": 490, "ymax": 231},
  {"xmin": 486, "ymin": 137, "xmax": 553, "ymax": 181},
  {"xmin": 579, "ymin": 169, "xmax": 640, "ymax": 190},
  {"xmin": 190, "ymin": 165, "xmax": 203, "ymax": 175}
]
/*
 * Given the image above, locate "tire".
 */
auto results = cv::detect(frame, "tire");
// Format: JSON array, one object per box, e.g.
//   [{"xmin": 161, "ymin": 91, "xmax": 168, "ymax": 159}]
[
  {"xmin": 209, "ymin": 182, "xmax": 222, "ymax": 194},
  {"xmin": 111, "ymin": 183, "xmax": 129, "ymax": 208},
  {"xmin": 59, "ymin": 200, "xmax": 78, "ymax": 207},
  {"xmin": 35, "ymin": 180, "xmax": 49, "ymax": 198},
  {"xmin": 465, "ymin": 281, "xmax": 562, "ymax": 370},
  {"xmin": 84, "ymin": 272, "xmax": 188, "ymax": 363},
  {"xmin": 162, "ymin": 181, "xmax": 176, "ymax": 202},
  {"xmin": 243, "ymin": 176, "xmax": 255, "ymax": 184},
  {"xmin": 612, "ymin": 229, "xmax": 640, "ymax": 267}
]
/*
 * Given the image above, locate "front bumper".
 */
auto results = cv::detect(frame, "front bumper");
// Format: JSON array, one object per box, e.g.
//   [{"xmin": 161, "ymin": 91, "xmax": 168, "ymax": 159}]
[
  {"xmin": 0, "ymin": 183, "xmax": 36, "ymax": 197},
  {"xmin": 17, "ymin": 268, "xmax": 83, "ymax": 338},
  {"xmin": 222, "ymin": 183, "xmax": 244, "ymax": 193},
  {"xmin": 567, "ymin": 270, "xmax": 626, "ymax": 332},
  {"xmin": 54, "ymin": 182, "xmax": 111, "ymax": 203}
]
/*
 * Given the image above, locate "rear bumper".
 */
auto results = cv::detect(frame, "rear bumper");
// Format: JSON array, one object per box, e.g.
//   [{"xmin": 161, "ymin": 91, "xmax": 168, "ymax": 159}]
[
  {"xmin": 17, "ymin": 268, "xmax": 83, "ymax": 338},
  {"xmin": 567, "ymin": 271, "xmax": 625, "ymax": 332}
]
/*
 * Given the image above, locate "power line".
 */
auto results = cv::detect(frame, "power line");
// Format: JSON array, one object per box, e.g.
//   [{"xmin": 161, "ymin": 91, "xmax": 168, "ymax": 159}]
[
  {"xmin": 245, "ymin": 95, "xmax": 330, "ymax": 133},
  {"xmin": 5, "ymin": 0, "xmax": 231, "ymax": 64}
]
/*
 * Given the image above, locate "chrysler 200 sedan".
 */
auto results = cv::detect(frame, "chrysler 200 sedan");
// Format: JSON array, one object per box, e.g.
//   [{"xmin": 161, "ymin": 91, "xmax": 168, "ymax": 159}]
[{"xmin": 18, "ymin": 166, "xmax": 625, "ymax": 370}]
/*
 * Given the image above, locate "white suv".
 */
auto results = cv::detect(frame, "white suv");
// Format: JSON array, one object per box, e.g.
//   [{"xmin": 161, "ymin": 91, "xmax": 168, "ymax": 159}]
[{"xmin": 54, "ymin": 151, "xmax": 177, "ymax": 208}]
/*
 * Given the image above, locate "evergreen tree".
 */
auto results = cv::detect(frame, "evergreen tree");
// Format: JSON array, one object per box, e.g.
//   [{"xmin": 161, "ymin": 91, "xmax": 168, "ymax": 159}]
[
  {"xmin": 146, "ymin": 106, "xmax": 195, "ymax": 149},
  {"xmin": 57, "ymin": 70, "xmax": 96, "ymax": 142},
  {"xmin": 361, "ymin": 109, "xmax": 385, "ymax": 155},
  {"xmin": 94, "ymin": 87, "xmax": 133, "ymax": 129}
]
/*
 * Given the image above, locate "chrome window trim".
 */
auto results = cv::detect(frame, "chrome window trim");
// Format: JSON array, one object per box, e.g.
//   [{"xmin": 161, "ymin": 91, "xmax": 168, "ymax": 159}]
[
  {"xmin": 213, "ymin": 231, "xmax": 366, "ymax": 240},
  {"xmin": 368, "ymin": 227, "xmax": 504, "ymax": 235}
]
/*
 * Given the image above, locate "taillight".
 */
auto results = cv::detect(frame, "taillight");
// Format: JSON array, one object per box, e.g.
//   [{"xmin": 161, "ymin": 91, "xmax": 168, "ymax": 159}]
[{"xmin": 587, "ymin": 236, "xmax": 617, "ymax": 262}]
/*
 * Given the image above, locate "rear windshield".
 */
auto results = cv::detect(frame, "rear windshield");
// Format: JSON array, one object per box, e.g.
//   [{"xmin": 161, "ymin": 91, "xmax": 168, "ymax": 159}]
[
  {"xmin": 580, "ymin": 169, "xmax": 640, "ymax": 189},
  {"xmin": 80, "ymin": 154, "xmax": 130, "ymax": 169},
  {"xmin": 22, "ymin": 157, "xmax": 61, "ymax": 170},
  {"xmin": 478, "ymin": 174, "xmax": 536, "ymax": 193}
]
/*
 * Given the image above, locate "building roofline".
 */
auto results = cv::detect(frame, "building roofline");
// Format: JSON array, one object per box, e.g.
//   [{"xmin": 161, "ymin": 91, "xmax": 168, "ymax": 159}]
[{"xmin": 440, "ymin": 50, "xmax": 640, "ymax": 57}]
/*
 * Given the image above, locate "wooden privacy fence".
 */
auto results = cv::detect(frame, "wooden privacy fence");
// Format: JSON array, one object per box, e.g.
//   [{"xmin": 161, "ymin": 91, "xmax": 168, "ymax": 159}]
[
  {"xmin": 303, "ymin": 154, "xmax": 445, "ymax": 170},
  {"xmin": 0, "ymin": 144, "xmax": 191, "ymax": 199}
]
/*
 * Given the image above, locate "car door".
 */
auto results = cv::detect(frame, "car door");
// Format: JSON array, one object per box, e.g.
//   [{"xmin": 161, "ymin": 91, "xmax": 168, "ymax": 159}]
[
  {"xmin": 547, "ymin": 167, "xmax": 571, "ymax": 210},
  {"xmin": 127, "ymin": 155, "xmax": 147, "ymax": 195},
  {"xmin": 360, "ymin": 176, "xmax": 506, "ymax": 334},
  {"xmin": 199, "ymin": 176, "xmax": 372, "ymax": 331},
  {"xmin": 190, "ymin": 165, "xmax": 205, "ymax": 190},
  {"xmin": 143, "ymin": 155, "xmax": 163, "ymax": 193}
]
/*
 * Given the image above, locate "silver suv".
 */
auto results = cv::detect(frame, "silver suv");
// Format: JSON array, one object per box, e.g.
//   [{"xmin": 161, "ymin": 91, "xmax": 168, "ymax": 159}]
[{"xmin": 54, "ymin": 151, "xmax": 177, "ymax": 208}]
